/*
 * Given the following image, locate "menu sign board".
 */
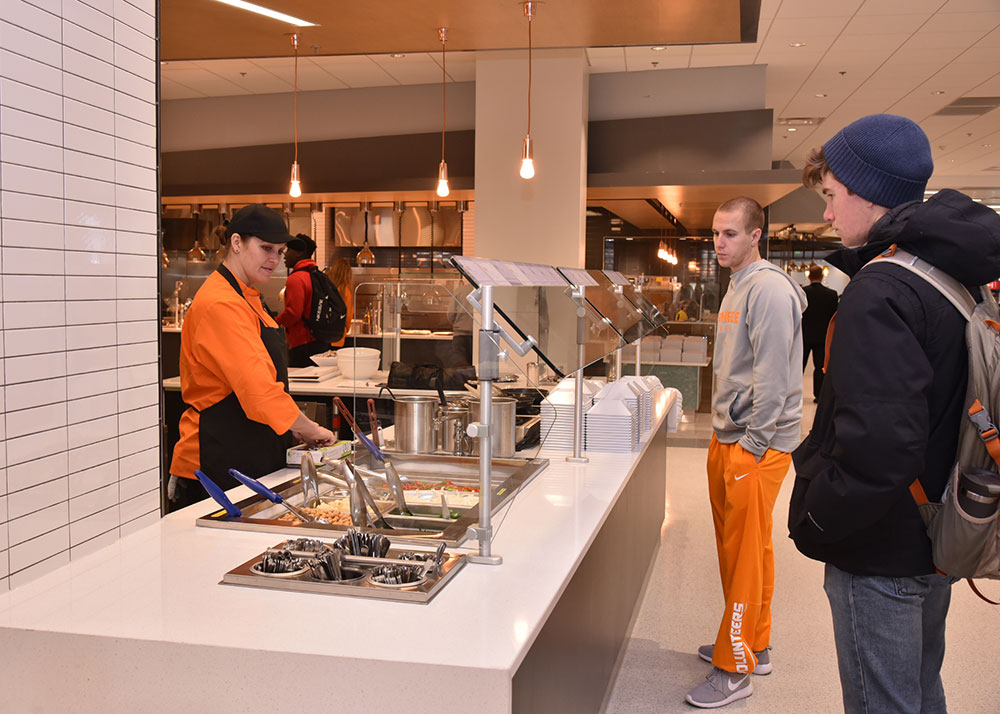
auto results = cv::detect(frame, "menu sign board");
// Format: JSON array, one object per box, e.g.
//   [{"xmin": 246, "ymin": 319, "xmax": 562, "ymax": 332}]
[
  {"xmin": 453, "ymin": 256, "xmax": 567, "ymax": 287},
  {"xmin": 558, "ymin": 268, "xmax": 599, "ymax": 287},
  {"xmin": 601, "ymin": 270, "xmax": 631, "ymax": 286}
]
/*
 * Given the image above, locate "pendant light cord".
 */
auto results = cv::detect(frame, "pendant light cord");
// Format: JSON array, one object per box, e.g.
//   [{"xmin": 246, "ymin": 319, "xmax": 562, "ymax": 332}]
[
  {"xmin": 292, "ymin": 33, "xmax": 299, "ymax": 165},
  {"xmin": 526, "ymin": 9, "xmax": 532, "ymax": 136},
  {"xmin": 441, "ymin": 30, "xmax": 447, "ymax": 162}
]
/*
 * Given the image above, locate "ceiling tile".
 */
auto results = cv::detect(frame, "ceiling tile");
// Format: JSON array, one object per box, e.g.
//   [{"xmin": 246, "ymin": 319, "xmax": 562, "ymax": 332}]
[
  {"xmin": 370, "ymin": 53, "xmax": 445, "ymax": 85},
  {"xmin": 764, "ymin": 16, "xmax": 850, "ymax": 39},
  {"xmin": 160, "ymin": 77, "xmax": 205, "ymax": 100},
  {"xmin": 921, "ymin": 11, "xmax": 1000, "ymax": 32},
  {"xmin": 941, "ymin": 0, "xmax": 1000, "ymax": 12},
  {"xmin": 627, "ymin": 56, "xmax": 691, "ymax": 71},
  {"xmin": 691, "ymin": 41, "xmax": 762, "ymax": 56},
  {"xmin": 772, "ymin": 0, "xmax": 863, "ymax": 18},
  {"xmin": 307, "ymin": 55, "xmax": 398, "ymax": 89},
  {"xmin": 587, "ymin": 47, "xmax": 627, "ymax": 72},
  {"xmin": 905, "ymin": 30, "xmax": 991, "ymax": 49},
  {"xmin": 858, "ymin": 0, "xmax": 944, "ymax": 14},
  {"xmin": 841, "ymin": 14, "xmax": 932, "ymax": 36},
  {"xmin": 688, "ymin": 55, "xmax": 758, "ymax": 68},
  {"xmin": 625, "ymin": 45, "xmax": 691, "ymax": 60},
  {"xmin": 195, "ymin": 58, "xmax": 291, "ymax": 94}
]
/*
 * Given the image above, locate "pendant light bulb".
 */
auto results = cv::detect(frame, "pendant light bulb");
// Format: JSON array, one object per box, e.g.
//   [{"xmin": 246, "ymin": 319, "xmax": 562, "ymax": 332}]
[
  {"xmin": 520, "ymin": 134, "xmax": 535, "ymax": 179},
  {"xmin": 436, "ymin": 159, "xmax": 450, "ymax": 197},
  {"xmin": 289, "ymin": 161, "xmax": 301, "ymax": 198}
]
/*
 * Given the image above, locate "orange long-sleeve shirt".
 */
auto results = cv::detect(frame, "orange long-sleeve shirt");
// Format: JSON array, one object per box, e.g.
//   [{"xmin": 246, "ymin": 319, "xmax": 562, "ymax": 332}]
[{"xmin": 170, "ymin": 270, "xmax": 301, "ymax": 480}]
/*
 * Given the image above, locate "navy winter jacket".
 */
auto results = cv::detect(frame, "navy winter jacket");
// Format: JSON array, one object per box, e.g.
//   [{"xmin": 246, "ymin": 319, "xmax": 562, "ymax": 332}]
[{"xmin": 789, "ymin": 189, "xmax": 1000, "ymax": 576}]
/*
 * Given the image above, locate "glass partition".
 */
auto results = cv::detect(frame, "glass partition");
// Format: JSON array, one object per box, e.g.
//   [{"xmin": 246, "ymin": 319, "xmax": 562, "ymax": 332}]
[
  {"xmin": 562, "ymin": 268, "xmax": 647, "ymax": 345},
  {"xmin": 602, "ymin": 270, "xmax": 670, "ymax": 332},
  {"xmin": 450, "ymin": 258, "xmax": 628, "ymax": 379}
]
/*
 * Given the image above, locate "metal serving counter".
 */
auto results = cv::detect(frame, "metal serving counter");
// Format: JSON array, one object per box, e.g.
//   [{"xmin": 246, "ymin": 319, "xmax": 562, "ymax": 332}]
[{"xmin": 196, "ymin": 453, "xmax": 549, "ymax": 547}]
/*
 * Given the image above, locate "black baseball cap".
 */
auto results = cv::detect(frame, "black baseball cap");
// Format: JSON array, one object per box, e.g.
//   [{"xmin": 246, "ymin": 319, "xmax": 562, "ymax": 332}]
[
  {"xmin": 288, "ymin": 233, "xmax": 317, "ymax": 256},
  {"xmin": 226, "ymin": 204, "xmax": 293, "ymax": 244}
]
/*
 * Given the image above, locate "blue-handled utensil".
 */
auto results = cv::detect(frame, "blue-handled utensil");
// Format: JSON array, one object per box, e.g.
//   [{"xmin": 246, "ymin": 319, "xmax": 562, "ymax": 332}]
[
  {"xmin": 194, "ymin": 469, "xmax": 242, "ymax": 518},
  {"xmin": 227, "ymin": 468, "xmax": 329, "ymax": 524},
  {"xmin": 334, "ymin": 396, "xmax": 386, "ymax": 462}
]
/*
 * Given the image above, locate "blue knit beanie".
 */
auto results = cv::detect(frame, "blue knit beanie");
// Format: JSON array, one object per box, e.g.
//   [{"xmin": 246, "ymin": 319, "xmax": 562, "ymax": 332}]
[{"xmin": 822, "ymin": 114, "xmax": 933, "ymax": 208}]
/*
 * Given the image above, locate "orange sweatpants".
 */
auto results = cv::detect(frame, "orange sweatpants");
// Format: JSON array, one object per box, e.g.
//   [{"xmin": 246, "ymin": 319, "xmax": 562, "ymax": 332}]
[{"xmin": 706, "ymin": 435, "xmax": 790, "ymax": 674}]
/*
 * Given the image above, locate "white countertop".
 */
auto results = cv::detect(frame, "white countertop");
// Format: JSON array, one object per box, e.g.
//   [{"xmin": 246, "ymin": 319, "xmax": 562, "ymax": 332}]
[
  {"xmin": 162, "ymin": 372, "xmax": 469, "ymax": 399},
  {"xmin": 0, "ymin": 390, "xmax": 675, "ymax": 711}
]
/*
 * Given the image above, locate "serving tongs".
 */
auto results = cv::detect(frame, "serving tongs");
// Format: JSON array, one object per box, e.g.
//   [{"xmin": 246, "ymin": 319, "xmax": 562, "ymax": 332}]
[
  {"xmin": 194, "ymin": 469, "xmax": 242, "ymax": 518},
  {"xmin": 334, "ymin": 396, "xmax": 385, "ymax": 463},
  {"xmin": 342, "ymin": 460, "xmax": 393, "ymax": 529},
  {"xmin": 300, "ymin": 456, "xmax": 321, "ymax": 508},
  {"xmin": 228, "ymin": 468, "xmax": 330, "ymax": 524}
]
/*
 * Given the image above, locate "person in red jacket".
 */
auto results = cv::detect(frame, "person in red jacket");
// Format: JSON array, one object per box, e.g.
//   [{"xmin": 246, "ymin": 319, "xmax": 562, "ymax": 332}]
[{"xmin": 277, "ymin": 234, "xmax": 332, "ymax": 367}]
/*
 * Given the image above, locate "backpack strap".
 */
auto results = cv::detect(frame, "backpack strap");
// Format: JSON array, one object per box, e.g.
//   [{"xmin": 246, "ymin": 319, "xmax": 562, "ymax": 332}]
[
  {"xmin": 968, "ymin": 579, "xmax": 1000, "ymax": 605},
  {"xmin": 864, "ymin": 245, "xmax": 985, "ymax": 508},
  {"xmin": 968, "ymin": 398, "xmax": 1000, "ymax": 471},
  {"xmin": 867, "ymin": 245, "xmax": 976, "ymax": 320}
]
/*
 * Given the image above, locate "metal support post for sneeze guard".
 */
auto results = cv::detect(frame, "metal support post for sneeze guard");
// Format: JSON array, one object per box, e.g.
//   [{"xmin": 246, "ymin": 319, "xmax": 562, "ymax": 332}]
[
  {"xmin": 463, "ymin": 286, "xmax": 536, "ymax": 565},
  {"xmin": 568, "ymin": 287, "xmax": 589, "ymax": 464}
]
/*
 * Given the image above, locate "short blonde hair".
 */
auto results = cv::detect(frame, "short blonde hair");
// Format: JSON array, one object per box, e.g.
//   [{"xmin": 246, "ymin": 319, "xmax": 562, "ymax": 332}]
[{"xmin": 717, "ymin": 196, "xmax": 764, "ymax": 233}]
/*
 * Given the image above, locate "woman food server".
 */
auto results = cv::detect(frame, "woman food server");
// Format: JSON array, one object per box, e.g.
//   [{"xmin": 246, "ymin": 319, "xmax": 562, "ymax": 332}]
[{"xmin": 168, "ymin": 204, "xmax": 335, "ymax": 511}]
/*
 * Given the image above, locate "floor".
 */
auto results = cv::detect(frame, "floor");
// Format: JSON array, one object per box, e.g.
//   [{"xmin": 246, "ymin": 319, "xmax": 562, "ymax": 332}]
[{"xmin": 604, "ymin": 364, "xmax": 1000, "ymax": 714}]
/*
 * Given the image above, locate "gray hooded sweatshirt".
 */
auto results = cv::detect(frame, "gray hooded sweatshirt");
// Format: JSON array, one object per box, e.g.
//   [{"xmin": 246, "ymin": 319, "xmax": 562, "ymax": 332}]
[{"xmin": 712, "ymin": 259, "xmax": 808, "ymax": 456}]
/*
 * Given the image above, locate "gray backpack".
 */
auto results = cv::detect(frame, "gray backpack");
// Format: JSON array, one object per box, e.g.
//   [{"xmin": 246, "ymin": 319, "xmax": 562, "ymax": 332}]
[{"xmin": 870, "ymin": 247, "xmax": 1000, "ymax": 603}]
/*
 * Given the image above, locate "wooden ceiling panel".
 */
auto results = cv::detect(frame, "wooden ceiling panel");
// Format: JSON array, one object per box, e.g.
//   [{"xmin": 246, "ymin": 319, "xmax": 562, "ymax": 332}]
[{"xmin": 161, "ymin": 0, "xmax": 746, "ymax": 61}]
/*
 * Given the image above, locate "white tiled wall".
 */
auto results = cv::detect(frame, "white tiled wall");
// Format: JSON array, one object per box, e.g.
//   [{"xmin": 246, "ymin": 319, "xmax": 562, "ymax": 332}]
[{"xmin": 0, "ymin": 0, "xmax": 160, "ymax": 591}]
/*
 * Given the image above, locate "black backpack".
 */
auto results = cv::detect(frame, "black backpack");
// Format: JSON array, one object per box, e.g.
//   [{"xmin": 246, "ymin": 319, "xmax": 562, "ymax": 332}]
[{"xmin": 293, "ymin": 265, "xmax": 348, "ymax": 343}]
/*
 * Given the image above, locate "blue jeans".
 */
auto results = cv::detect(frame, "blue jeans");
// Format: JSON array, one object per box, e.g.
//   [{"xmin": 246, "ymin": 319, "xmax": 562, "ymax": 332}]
[{"xmin": 823, "ymin": 564, "xmax": 956, "ymax": 714}]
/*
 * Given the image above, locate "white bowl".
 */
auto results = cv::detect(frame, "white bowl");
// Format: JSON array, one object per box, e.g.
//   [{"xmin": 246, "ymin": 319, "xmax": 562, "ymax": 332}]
[
  {"xmin": 336, "ymin": 347, "xmax": 380, "ymax": 360},
  {"xmin": 339, "ymin": 361, "xmax": 379, "ymax": 380},
  {"xmin": 337, "ymin": 348, "xmax": 381, "ymax": 379},
  {"xmin": 310, "ymin": 354, "xmax": 339, "ymax": 368}
]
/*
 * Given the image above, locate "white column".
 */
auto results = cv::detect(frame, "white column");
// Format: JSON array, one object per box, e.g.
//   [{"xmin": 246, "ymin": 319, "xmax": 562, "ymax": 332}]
[{"xmin": 473, "ymin": 49, "xmax": 588, "ymax": 268}]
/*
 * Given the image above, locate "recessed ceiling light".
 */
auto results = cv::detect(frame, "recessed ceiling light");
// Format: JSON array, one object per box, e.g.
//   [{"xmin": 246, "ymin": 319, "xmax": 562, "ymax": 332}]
[
  {"xmin": 931, "ymin": 90, "xmax": 945, "ymax": 95},
  {"xmin": 787, "ymin": 127, "xmax": 798, "ymax": 132},
  {"xmin": 390, "ymin": 53, "xmax": 406, "ymax": 58},
  {"xmin": 984, "ymin": 143, "xmax": 993, "ymax": 148},
  {"xmin": 777, "ymin": 117, "xmax": 824, "ymax": 126},
  {"xmin": 815, "ymin": 93, "xmax": 827, "ymax": 98},
  {"xmin": 211, "ymin": 0, "xmax": 316, "ymax": 26},
  {"xmin": 789, "ymin": 41, "xmax": 807, "ymax": 48},
  {"xmin": 651, "ymin": 46, "xmax": 667, "ymax": 51}
]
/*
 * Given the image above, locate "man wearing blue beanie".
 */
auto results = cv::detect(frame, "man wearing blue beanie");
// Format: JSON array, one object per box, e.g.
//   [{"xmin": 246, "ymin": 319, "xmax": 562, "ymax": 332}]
[{"xmin": 788, "ymin": 114, "xmax": 1000, "ymax": 713}]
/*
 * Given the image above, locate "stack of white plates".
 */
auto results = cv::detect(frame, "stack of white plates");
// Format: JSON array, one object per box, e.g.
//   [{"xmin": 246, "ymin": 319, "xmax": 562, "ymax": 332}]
[
  {"xmin": 540, "ymin": 379, "xmax": 595, "ymax": 450},
  {"xmin": 594, "ymin": 380, "xmax": 644, "ymax": 445},
  {"xmin": 584, "ymin": 397, "xmax": 637, "ymax": 452},
  {"xmin": 288, "ymin": 366, "xmax": 340, "ymax": 382},
  {"xmin": 617, "ymin": 376, "xmax": 653, "ymax": 433}
]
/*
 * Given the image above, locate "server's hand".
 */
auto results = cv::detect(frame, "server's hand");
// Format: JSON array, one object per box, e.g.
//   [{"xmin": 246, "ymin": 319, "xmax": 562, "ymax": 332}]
[{"xmin": 291, "ymin": 412, "xmax": 336, "ymax": 446}]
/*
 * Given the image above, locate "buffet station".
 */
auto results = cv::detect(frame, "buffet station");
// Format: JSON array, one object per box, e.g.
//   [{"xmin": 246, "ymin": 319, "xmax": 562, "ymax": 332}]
[{"xmin": 0, "ymin": 258, "xmax": 676, "ymax": 714}]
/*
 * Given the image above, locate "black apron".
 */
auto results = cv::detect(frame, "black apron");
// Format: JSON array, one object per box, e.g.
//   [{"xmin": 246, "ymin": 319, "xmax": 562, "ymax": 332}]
[{"xmin": 196, "ymin": 265, "xmax": 294, "ymax": 491}]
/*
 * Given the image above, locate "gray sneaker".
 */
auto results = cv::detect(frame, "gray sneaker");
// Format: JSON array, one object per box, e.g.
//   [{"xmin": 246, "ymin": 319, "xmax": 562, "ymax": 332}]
[
  {"xmin": 697, "ymin": 644, "xmax": 772, "ymax": 675},
  {"xmin": 685, "ymin": 667, "xmax": 753, "ymax": 708}
]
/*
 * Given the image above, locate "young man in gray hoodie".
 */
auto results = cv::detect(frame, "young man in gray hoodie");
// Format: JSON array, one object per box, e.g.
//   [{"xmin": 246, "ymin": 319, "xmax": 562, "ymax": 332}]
[{"xmin": 686, "ymin": 196, "xmax": 807, "ymax": 709}]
